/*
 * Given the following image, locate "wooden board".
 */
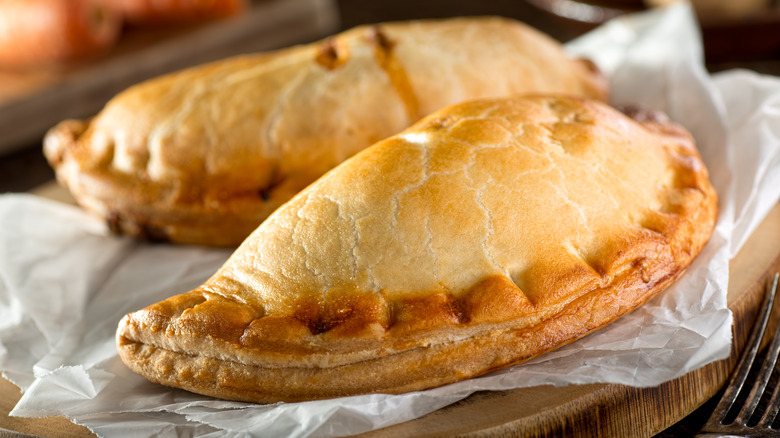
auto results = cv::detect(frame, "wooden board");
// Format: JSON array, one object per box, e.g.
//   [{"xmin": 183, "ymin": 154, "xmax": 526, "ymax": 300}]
[
  {"xmin": 2, "ymin": 185, "xmax": 780, "ymax": 437},
  {"xmin": 0, "ymin": 0, "xmax": 339, "ymax": 156}
]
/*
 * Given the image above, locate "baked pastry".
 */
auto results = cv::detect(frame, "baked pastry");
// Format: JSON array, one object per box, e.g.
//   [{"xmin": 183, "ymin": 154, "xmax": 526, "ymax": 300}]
[
  {"xmin": 44, "ymin": 16, "xmax": 608, "ymax": 247},
  {"xmin": 116, "ymin": 95, "xmax": 718, "ymax": 403}
]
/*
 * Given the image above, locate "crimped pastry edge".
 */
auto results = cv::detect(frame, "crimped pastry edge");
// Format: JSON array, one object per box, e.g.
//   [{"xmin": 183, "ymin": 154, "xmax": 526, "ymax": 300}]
[{"xmin": 116, "ymin": 264, "xmax": 683, "ymax": 403}]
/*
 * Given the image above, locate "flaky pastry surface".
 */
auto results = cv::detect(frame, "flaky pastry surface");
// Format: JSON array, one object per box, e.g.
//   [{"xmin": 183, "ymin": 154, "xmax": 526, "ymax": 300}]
[
  {"xmin": 116, "ymin": 95, "xmax": 718, "ymax": 403},
  {"xmin": 44, "ymin": 16, "xmax": 607, "ymax": 246}
]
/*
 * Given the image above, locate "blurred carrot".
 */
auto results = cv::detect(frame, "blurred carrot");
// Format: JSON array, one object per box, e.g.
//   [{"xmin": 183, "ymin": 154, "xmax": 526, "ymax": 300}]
[
  {"xmin": 0, "ymin": 0, "xmax": 122, "ymax": 68},
  {"xmin": 114, "ymin": 0, "xmax": 248, "ymax": 25}
]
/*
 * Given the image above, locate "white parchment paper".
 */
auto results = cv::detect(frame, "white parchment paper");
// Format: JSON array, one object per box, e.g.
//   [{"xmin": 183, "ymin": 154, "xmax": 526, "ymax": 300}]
[{"xmin": 2, "ymin": 4, "xmax": 780, "ymax": 437}]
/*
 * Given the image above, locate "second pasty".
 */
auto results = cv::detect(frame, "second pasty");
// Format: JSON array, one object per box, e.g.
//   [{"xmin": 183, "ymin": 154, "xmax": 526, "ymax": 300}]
[{"xmin": 44, "ymin": 16, "xmax": 607, "ymax": 246}]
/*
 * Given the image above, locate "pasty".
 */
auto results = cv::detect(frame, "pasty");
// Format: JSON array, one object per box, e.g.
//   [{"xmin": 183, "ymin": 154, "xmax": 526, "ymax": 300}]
[
  {"xmin": 116, "ymin": 95, "xmax": 718, "ymax": 403},
  {"xmin": 44, "ymin": 16, "xmax": 607, "ymax": 246}
]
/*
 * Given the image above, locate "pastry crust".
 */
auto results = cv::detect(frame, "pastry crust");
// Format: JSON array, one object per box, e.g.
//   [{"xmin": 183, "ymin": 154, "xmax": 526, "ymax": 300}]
[
  {"xmin": 116, "ymin": 95, "xmax": 718, "ymax": 403},
  {"xmin": 44, "ymin": 16, "xmax": 608, "ymax": 246}
]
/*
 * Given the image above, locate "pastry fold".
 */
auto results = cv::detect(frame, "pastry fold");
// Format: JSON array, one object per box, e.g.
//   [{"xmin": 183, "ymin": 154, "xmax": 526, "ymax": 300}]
[
  {"xmin": 44, "ymin": 16, "xmax": 607, "ymax": 246},
  {"xmin": 116, "ymin": 95, "xmax": 718, "ymax": 403}
]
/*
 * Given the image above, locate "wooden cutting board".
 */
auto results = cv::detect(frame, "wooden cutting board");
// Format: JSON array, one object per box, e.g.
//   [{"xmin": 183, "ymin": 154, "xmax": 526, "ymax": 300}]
[
  {"xmin": 0, "ymin": 0, "xmax": 339, "ymax": 156},
  {"xmin": 2, "ymin": 186, "xmax": 779, "ymax": 437}
]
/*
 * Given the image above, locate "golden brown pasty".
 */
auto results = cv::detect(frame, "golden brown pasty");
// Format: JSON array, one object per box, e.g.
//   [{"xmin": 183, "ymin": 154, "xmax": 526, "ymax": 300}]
[
  {"xmin": 116, "ymin": 95, "xmax": 718, "ymax": 403},
  {"xmin": 44, "ymin": 16, "xmax": 608, "ymax": 247}
]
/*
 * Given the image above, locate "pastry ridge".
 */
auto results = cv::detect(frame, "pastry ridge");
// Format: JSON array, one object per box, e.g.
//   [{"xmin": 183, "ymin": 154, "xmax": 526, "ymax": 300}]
[
  {"xmin": 117, "ymin": 95, "xmax": 718, "ymax": 403},
  {"xmin": 45, "ymin": 16, "xmax": 608, "ymax": 246}
]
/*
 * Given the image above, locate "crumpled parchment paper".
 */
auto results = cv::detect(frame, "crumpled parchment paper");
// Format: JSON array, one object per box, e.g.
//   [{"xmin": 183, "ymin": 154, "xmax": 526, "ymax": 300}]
[{"xmin": 2, "ymin": 3, "xmax": 780, "ymax": 437}]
